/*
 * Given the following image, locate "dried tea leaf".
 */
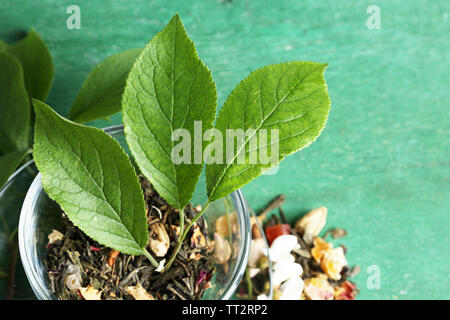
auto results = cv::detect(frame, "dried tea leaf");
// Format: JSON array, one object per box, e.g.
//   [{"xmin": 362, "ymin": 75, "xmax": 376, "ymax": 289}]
[{"xmin": 325, "ymin": 227, "xmax": 348, "ymax": 240}]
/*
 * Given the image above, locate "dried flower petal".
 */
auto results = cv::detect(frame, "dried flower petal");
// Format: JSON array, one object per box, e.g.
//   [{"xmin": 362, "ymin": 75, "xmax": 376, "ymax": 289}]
[
  {"xmin": 47, "ymin": 229, "xmax": 64, "ymax": 245},
  {"xmin": 248, "ymin": 268, "xmax": 261, "ymax": 278},
  {"xmin": 269, "ymin": 235, "xmax": 300, "ymax": 263},
  {"xmin": 149, "ymin": 222, "xmax": 170, "ymax": 256},
  {"xmin": 214, "ymin": 233, "xmax": 232, "ymax": 264},
  {"xmin": 320, "ymin": 247, "xmax": 347, "ymax": 280},
  {"xmin": 303, "ymin": 274, "xmax": 334, "ymax": 300},
  {"xmin": 294, "ymin": 207, "xmax": 327, "ymax": 244},
  {"xmin": 65, "ymin": 264, "xmax": 82, "ymax": 291},
  {"xmin": 169, "ymin": 225, "xmax": 181, "ymax": 240},
  {"xmin": 155, "ymin": 259, "xmax": 166, "ymax": 273},
  {"xmin": 215, "ymin": 214, "xmax": 237, "ymax": 237},
  {"xmin": 125, "ymin": 283, "xmax": 155, "ymax": 300},
  {"xmin": 248, "ymin": 238, "xmax": 266, "ymax": 267},
  {"xmin": 78, "ymin": 285, "xmax": 102, "ymax": 300},
  {"xmin": 89, "ymin": 245, "xmax": 100, "ymax": 252},
  {"xmin": 334, "ymin": 281, "xmax": 358, "ymax": 300},
  {"xmin": 196, "ymin": 270, "xmax": 211, "ymax": 285},
  {"xmin": 311, "ymin": 237, "xmax": 332, "ymax": 263},
  {"xmin": 190, "ymin": 225, "xmax": 206, "ymax": 248}
]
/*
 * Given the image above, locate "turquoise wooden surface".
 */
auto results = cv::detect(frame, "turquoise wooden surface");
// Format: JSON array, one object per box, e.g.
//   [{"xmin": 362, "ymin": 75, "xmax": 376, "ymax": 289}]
[{"xmin": 0, "ymin": 0, "xmax": 448, "ymax": 299}]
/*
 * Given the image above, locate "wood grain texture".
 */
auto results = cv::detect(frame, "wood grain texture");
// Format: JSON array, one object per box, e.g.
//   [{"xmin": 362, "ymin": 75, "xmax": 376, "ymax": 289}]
[{"xmin": 0, "ymin": 0, "xmax": 448, "ymax": 299}]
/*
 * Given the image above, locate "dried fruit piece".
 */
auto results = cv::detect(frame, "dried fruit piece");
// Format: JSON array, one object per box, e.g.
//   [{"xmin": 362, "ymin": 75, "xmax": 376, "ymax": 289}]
[
  {"xmin": 334, "ymin": 281, "xmax": 358, "ymax": 300},
  {"xmin": 149, "ymin": 222, "xmax": 170, "ymax": 256},
  {"xmin": 321, "ymin": 247, "xmax": 347, "ymax": 280},
  {"xmin": 214, "ymin": 233, "xmax": 232, "ymax": 264},
  {"xmin": 107, "ymin": 250, "xmax": 120, "ymax": 267},
  {"xmin": 303, "ymin": 274, "xmax": 334, "ymax": 300},
  {"xmin": 294, "ymin": 207, "xmax": 327, "ymax": 244},
  {"xmin": 265, "ymin": 224, "xmax": 291, "ymax": 245},
  {"xmin": 47, "ymin": 229, "xmax": 64, "ymax": 245},
  {"xmin": 125, "ymin": 283, "xmax": 155, "ymax": 300},
  {"xmin": 311, "ymin": 237, "xmax": 332, "ymax": 263},
  {"xmin": 78, "ymin": 285, "xmax": 102, "ymax": 300}
]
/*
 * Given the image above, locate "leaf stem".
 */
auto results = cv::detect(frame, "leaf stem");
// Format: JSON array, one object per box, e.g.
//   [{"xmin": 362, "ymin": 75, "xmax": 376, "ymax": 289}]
[
  {"xmin": 143, "ymin": 248, "xmax": 159, "ymax": 268},
  {"xmin": 179, "ymin": 208, "xmax": 184, "ymax": 241},
  {"xmin": 245, "ymin": 267, "xmax": 253, "ymax": 300},
  {"xmin": 163, "ymin": 199, "xmax": 211, "ymax": 272}
]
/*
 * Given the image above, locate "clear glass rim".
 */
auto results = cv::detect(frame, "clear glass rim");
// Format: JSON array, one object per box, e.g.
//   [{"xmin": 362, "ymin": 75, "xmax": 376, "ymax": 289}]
[{"xmin": 18, "ymin": 124, "xmax": 251, "ymax": 300}]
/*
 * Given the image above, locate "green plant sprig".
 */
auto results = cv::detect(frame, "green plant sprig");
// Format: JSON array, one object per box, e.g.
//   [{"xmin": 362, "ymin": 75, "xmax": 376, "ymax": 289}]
[{"xmin": 29, "ymin": 13, "xmax": 330, "ymax": 272}]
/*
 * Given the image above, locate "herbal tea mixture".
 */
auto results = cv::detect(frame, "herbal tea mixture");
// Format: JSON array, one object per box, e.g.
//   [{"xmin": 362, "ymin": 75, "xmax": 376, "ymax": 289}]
[
  {"xmin": 45, "ymin": 175, "xmax": 215, "ymax": 300},
  {"xmin": 238, "ymin": 195, "xmax": 359, "ymax": 300},
  {"xmin": 29, "ymin": 13, "xmax": 331, "ymax": 300}
]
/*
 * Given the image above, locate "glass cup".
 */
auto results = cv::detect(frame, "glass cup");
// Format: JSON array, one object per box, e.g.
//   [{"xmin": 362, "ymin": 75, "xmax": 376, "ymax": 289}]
[{"xmin": 18, "ymin": 125, "xmax": 256, "ymax": 300}]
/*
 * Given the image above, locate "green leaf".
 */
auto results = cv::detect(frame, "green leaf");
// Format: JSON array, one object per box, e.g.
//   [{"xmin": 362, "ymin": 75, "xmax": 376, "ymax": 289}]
[
  {"xmin": 206, "ymin": 62, "xmax": 330, "ymax": 201},
  {"xmin": 33, "ymin": 100, "xmax": 149, "ymax": 255},
  {"xmin": 0, "ymin": 52, "xmax": 30, "ymax": 153},
  {"xmin": 0, "ymin": 40, "xmax": 7, "ymax": 52},
  {"xmin": 69, "ymin": 48, "xmax": 142, "ymax": 123},
  {"xmin": 0, "ymin": 150, "xmax": 30, "ymax": 189},
  {"xmin": 8, "ymin": 29, "xmax": 53, "ymax": 101},
  {"xmin": 122, "ymin": 14, "xmax": 217, "ymax": 210}
]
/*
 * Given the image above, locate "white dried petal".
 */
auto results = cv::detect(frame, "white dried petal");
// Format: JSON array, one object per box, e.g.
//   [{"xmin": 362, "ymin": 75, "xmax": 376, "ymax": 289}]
[
  {"xmin": 279, "ymin": 277, "xmax": 304, "ymax": 300},
  {"xmin": 155, "ymin": 259, "xmax": 166, "ymax": 273},
  {"xmin": 272, "ymin": 261, "xmax": 303, "ymax": 286},
  {"xmin": 248, "ymin": 267, "xmax": 261, "ymax": 278},
  {"xmin": 269, "ymin": 235, "xmax": 300, "ymax": 263}
]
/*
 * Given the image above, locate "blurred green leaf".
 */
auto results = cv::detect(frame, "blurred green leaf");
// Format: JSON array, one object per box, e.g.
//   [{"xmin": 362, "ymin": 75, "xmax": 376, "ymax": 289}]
[
  {"xmin": 0, "ymin": 52, "xmax": 31, "ymax": 153},
  {"xmin": 0, "ymin": 150, "xmax": 30, "ymax": 189},
  {"xmin": 7, "ymin": 28, "xmax": 53, "ymax": 101}
]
